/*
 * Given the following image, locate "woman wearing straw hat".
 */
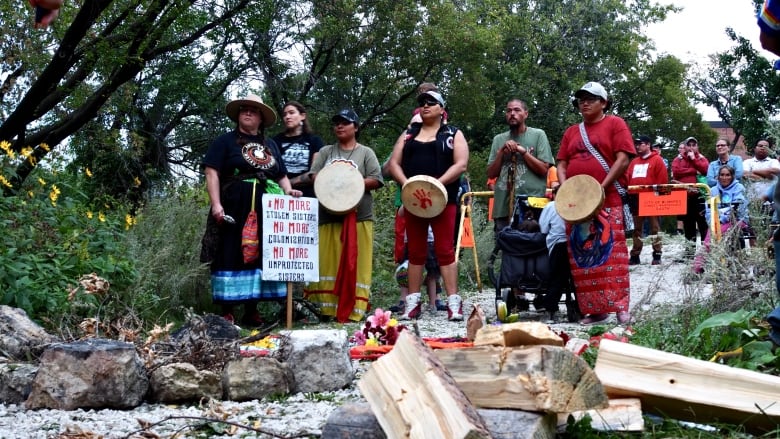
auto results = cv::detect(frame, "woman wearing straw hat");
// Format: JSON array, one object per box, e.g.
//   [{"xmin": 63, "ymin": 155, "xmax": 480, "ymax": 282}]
[{"xmin": 201, "ymin": 94, "xmax": 302, "ymax": 327}]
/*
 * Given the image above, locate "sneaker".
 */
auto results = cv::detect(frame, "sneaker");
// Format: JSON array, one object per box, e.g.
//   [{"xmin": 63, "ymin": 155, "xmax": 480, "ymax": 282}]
[
  {"xmin": 389, "ymin": 300, "xmax": 405, "ymax": 313},
  {"xmin": 617, "ymin": 311, "xmax": 631, "ymax": 324},
  {"xmin": 447, "ymin": 294, "xmax": 464, "ymax": 321},
  {"xmin": 435, "ymin": 299, "xmax": 447, "ymax": 311},
  {"xmin": 399, "ymin": 293, "xmax": 422, "ymax": 320},
  {"xmin": 629, "ymin": 255, "xmax": 640, "ymax": 265}
]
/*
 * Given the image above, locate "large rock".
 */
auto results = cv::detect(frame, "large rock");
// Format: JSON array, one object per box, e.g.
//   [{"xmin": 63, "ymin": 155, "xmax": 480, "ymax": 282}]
[
  {"xmin": 223, "ymin": 357, "xmax": 293, "ymax": 401},
  {"xmin": 149, "ymin": 362, "xmax": 222, "ymax": 403},
  {"xmin": 25, "ymin": 339, "xmax": 148, "ymax": 410},
  {"xmin": 0, "ymin": 363, "xmax": 38, "ymax": 404},
  {"xmin": 281, "ymin": 329, "xmax": 353, "ymax": 393},
  {"xmin": 0, "ymin": 305, "xmax": 58, "ymax": 360}
]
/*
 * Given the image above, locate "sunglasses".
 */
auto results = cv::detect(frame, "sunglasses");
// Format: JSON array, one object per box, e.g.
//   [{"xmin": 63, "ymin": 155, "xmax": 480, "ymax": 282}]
[{"xmin": 418, "ymin": 99, "xmax": 440, "ymax": 107}]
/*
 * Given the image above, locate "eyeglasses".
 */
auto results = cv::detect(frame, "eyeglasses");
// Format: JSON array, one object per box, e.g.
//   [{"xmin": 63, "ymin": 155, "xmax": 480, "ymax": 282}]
[
  {"xmin": 576, "ymin": 96, "xmax": 601, "ymax": 104},
  {"xmin": 239, "ymin": 107, "xmax": 260, "ymax": 115},
  {"xmin": 418, "ymin": 99, "xmax": 440, "ymax": 107}
]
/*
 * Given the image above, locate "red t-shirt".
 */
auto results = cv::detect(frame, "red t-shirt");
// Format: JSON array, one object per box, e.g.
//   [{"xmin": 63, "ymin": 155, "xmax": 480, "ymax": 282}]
[{"xmin": 557, "ymin": 115, "xmax": 636, "ymax": 206}]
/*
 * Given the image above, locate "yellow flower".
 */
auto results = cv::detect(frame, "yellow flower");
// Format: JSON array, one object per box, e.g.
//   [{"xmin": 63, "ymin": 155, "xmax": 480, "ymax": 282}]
[
  {"xmin": 39, "ymin": 143, "xmax": 50, "ymax": 152},
  {"xmin": 86, "ymin": 211, "xmax": 93, "ymax": 219},
  {"xmin": 38, "ymin": 178, "xmax": 46, "ymax": 186},
  {"xmin": 0, "ymin": 175, "xmax": 12, "ymax": 188},
  {"xmin": 85, "ymin": 168, "xmax": 93, "ymax": 177},
  {"xmin": 20, "ymin": 146, "xmax": 32, "ymax": 159},
  {"xmin": 0, "ymin": 140, "xmax": 14, "ymax": 159},
  {"xmin": 365, "ymin": 338, "xmax": 379, "ymax": 347},
  {"xmin": 98, "ymin": 212, "xmax": 106, "ymax": 222},
  {"xmin": 133, "ymin": 176, "xmax": 141, "ymax": 187},
  {"xmin": 387, "ymin": 318, "xmax": 398, "ymax": 327},
  {"xmin": 49, "ymin": 184, "xmax": 61, "ymax": 206},
  {"xmin": 27, "ymin": 190, "xmax": 34, "ymax": 198},
  {"xmin": 124, "ymin": 214, "xmax": 136, "ymax": 230}
]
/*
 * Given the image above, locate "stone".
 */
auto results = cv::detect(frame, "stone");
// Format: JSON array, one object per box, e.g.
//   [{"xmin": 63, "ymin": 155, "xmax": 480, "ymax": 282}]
[
  {"xmin": 0, "ymin": 363, "xmax": 37, "ymax": 404},
  {"xmin": 149, "ymin": 362, "xmax": 222, "ymax": 403},
  {"xmin": 223, "ymin": 357, "xmax": 293, "ymax": 401},
  {"xmin": 281, "ymin": 329, "xmax": 353, "ymax": 393},
  {"xmin": 25, "ymin": 338, "xmax": 148, "ymax": 410},
  {"xmin": 170, "ymin": 313, "xmax": 239, "ymax": 343},
  {"xmin": 0, "ymin": 305, "xmax": 58, "ymax": 360}
]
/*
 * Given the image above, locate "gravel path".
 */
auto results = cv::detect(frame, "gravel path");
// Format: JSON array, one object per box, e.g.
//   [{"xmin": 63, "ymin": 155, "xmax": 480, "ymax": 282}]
[{"xmin": 0, "ymin": 236, "xmax": 711, "ymax": 438}]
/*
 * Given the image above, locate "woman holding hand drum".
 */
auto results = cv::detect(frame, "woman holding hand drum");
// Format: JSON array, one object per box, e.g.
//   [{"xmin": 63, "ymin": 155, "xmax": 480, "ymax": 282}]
[
  {"xmin": 386, "ymin": 90, "xmax": 469, "ymax": 321},
  {"xmin": 304, "ymin": 109, "xmax": 383, "ymax": 323},
  {"xmin": 556, "ymin": 82, "xmax": 636, "ymax": 325}
]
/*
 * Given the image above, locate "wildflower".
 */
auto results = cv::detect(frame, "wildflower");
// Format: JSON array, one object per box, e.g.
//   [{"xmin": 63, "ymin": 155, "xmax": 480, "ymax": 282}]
[
  {"xmin": 38, "ymin": 178, "xmax": 46, "ymax": 186},
  {"xmin": 98, "ymin": 212, "xmax": 106, "ymax": 222},
  {"xmin": 49, "ymin": 184, "xmax": 61, "ymax": 206},
  {"xmin": 86, "ymin": 211, "xmax": 93, "ymax": 219},
  {"xmin": 0, "ymin": 175, "xmax": 12, "ymax": 188},
  {"xmin": 39, "ymin": 143, "xmax": 50, "ymax": 152},
  {"xmin": 27, "ymin": 190, "xmax": 34, "ymax": 198},
  {"xmin": 133, "ymin": 176, "xmax": 141, "ymax": 187},
  {"xmin": 85, "ymin": 168, "xmax": 93, "ymax": 177},
  {"xmin": 0, "ymin": 140, "xmax": 14, "ymax": 159},
  {"xmin": 124, "ymin": 213, "xmax": 136, "ymax": 230}
]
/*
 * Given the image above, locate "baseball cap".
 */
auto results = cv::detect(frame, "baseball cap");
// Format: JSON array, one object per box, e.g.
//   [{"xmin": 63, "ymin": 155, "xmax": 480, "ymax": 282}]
[
  {"xmin": 685, "ymin": 136, "xmax": 698, "ymax": 145},
  {"xmin": 417, "ymin": 90, "xmax": 446, "ymax": 107},
  {"xmin": 331, "ymin": 108, "xmax": 360, "ymax": 124},
  {"xmin": 574, "ymin": 82, "xmax": 608, "ymax": 101},
  {"xmin": 634, "ymin": 135, "xmax": 651, "ymax": 144}
]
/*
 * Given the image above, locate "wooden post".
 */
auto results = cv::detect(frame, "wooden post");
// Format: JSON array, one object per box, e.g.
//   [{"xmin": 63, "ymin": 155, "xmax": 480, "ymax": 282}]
[{"xmin": 285, "ymin": 282, "xmax": 293, "ymax": 329}]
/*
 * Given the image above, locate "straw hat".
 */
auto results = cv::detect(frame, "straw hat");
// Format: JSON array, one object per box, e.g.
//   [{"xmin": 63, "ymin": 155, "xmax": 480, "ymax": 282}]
[{"xmin": 225, "ymin": 94, "xmax": 277, "ymax": 127}]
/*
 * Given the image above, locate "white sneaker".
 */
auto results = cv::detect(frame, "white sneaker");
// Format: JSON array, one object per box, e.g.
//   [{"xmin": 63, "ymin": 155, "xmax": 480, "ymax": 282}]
[
  {"xmin": 399, "ymin": 293, "xmax": 422, "ymax": 320},
  {"xmin": 447, "ymin": 294, "xmax": 463, "ymax": 321}
]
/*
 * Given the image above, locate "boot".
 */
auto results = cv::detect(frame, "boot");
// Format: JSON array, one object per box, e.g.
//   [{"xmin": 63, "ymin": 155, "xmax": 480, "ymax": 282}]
[{"xmin": 399, "ymin": 293, "xmax": 422, "ymax": 320}]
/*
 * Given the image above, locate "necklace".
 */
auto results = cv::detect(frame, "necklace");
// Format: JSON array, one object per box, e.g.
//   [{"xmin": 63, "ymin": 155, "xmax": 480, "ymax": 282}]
[{"xmin": 333, "ymin": 143, "xmax": 359, "ymax": 163}]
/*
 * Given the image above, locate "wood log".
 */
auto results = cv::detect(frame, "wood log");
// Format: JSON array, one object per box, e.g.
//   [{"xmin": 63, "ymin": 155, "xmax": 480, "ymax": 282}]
[
  {"xmin": 322, "ymin": 402, "xmax": 557, "ymax": 439},
  {"xmin": 473, "ymin": 322, "xmax": 563, "ymax": 348},
  {"xmin": 436, "ymin": 345, "xmax": 608, "ymax": 413},
  {"xmin": 557, "ymin": 398, "xmax": 644, "ymax": 432},
  {"xmin": 357, "ymin": 331, "xmax": 491, "ymax": 439},
  {"xmin": 594, "ymin": 338, "xmax": 780, "ymax": 432}
]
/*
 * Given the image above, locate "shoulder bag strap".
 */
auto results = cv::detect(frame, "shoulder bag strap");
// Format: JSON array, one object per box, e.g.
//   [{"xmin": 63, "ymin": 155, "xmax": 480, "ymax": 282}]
[{"xmin": 578, "ymin": 123, "xmax": 627, "ymax": 197}]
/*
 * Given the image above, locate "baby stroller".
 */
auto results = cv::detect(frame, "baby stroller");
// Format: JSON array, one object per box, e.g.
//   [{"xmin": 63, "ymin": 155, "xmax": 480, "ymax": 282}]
[{"xmin": 487, "ymin": 196, "xmax": 580, "ymax": 322}]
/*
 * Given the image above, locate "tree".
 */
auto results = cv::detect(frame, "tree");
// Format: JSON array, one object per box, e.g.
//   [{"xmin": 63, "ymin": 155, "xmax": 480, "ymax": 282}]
[{"xmin": 692, "ymin": 28, "xmax": 780, "ymax": 150}]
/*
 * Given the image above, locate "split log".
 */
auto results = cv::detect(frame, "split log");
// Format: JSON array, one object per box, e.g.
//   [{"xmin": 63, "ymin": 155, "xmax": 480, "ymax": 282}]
[
  {"xmin": 594, "ymin": 338, "xmax": 780, "ymax": 432},
  {"xmin": 557, "ymin": 398, "xmax": 644, "ymax": 432},
  {"xmin": 322, "ymin": 403, "xmax": 557, "ymax": 439},
  {"xmin": 436, "ymin": 345, "xmax": 608, "ymax": 413},
  {"xmin": 357, "ymin": 331, "xmax": 490, "ymax": 439},
  {"xmin": 473, "ymin": 322, "xmax": 563, "ymax": 348}
]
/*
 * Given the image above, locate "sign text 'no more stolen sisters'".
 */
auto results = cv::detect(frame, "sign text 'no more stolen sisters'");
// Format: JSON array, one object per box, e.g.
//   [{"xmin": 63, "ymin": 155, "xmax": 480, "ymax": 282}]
[{"xmin": 261, "ymin": 195, "xmax": 319, "ymax": 282}]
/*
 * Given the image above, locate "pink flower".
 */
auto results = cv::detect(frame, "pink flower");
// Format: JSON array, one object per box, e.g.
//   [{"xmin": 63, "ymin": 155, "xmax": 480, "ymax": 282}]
[
  {"xmin": 367, "ymin": 308, "xmax": 391, "ymax": 329},
  {"xmin": 352, "ymin": 330, "xmax": 366, "ymax": 345}
]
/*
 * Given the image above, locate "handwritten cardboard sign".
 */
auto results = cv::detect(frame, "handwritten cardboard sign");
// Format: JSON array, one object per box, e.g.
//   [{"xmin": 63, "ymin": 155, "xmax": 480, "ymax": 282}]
[
  {"xmin": 638, "ymin": 190, "xmax": 687, "ymax": 216},
  {"xmin": 261, "ymin": 195, "xmax": 319, "ymax": 282}
]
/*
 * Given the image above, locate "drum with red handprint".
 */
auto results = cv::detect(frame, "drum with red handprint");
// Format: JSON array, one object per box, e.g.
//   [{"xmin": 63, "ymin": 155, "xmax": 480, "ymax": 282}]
[{"xmin": 401, "ymin": 175, "xmax": 447, "ymax": 218}]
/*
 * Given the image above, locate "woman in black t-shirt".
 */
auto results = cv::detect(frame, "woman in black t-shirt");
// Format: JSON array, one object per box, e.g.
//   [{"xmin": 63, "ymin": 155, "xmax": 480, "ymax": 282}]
[{"xmin": 272, "ymin": 101, "xmax": 324, "ymax": 198}]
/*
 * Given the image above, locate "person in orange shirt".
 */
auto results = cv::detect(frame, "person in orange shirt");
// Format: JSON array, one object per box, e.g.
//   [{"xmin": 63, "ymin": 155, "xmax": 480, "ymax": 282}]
[{"xmin": 546, "ymin": 166, "xmax": 559, "ymax": 199}]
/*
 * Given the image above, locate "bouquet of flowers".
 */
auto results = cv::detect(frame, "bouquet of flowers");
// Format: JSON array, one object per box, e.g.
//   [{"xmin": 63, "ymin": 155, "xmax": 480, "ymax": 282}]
[{"xmin": 352, "ymin": 308, "xmax": 406, "ymax": 346}]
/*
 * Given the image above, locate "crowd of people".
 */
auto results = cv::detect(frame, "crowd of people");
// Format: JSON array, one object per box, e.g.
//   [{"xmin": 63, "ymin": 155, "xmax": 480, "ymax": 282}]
[{"xmin": 197, "ymin": 0, "xmax": 780, "ymax": 329}]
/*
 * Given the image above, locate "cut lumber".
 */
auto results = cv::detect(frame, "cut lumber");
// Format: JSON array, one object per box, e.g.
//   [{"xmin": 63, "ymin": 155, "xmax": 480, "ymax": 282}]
[
  {"xmin": 557, "ymin": 398, "xmax": 644, "ymax": 432},
  {"xmin": 594, "ymin": 338, "xmax": 780, "ymax": 432},
  {"xmin": 322, "ymin": 403, "xmax": 557, "ymax": 439},
  {"xmin": 357, "ymin": 331, "xmax": 491, "ymax": 439},
  {"xmin": 436, "ymin": 345, "xmax": 608, "ymax": 413},
  {"xmin": 473, "ymin": 322, "xmax": 563, "ymax": 347}
]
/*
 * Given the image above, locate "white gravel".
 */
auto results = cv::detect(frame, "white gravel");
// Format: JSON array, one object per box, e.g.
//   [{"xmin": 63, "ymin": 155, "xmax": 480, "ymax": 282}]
[{"xmin": 0, "ymin": 236, "xmax": 713, "ymax": 438}]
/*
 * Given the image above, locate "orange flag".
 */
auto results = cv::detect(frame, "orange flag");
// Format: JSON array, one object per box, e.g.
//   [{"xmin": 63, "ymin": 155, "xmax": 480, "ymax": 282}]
[
  {"xmin": 487, "ymin": 197, "xmax": 494, "ymax": 221},
  {"xmin": 461, "ymin": 217, "xmax": 475, "ymax": 248}
]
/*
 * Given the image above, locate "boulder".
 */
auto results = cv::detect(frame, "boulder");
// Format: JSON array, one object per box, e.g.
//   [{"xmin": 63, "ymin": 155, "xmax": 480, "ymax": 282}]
[
  {"xmin": 223, "ymin": 357, "xmax": 293, "ymax": 401},
  {"xmin": 0, "ymin": 363, "xmax": 38, "ymax": 404},
  {"xmin": 25, "ymin": 338, "xmax": 148, "ymax": 410},
  {"xmin": 0, "ymin": 305, "xmax": 58, "ymax": 360},
  {"xmin": 281, "ymin": 329, "xmax": 353, "ymax": 393},
  {"xmin": 149, "ymin": 362, "xmax": 222, "ymax": 403}
]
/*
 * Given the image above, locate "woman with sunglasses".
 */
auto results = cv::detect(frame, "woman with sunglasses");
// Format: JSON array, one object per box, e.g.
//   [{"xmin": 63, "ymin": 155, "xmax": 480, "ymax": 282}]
[{"xmin": 386, "ymin": 90, "xmax": 470, "ymax": 321}]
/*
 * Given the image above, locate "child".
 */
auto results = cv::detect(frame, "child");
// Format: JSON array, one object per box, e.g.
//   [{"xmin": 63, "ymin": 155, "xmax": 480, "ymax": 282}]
[{"xmin": 537, "ymin": 183, "xmax": 573, "ymax": 321}]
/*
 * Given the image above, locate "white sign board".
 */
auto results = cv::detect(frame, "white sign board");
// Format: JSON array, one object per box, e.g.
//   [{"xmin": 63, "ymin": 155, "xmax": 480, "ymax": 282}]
[{"xmin": 261, "ymin": 195, "xmax": 319, "ymax": 282}]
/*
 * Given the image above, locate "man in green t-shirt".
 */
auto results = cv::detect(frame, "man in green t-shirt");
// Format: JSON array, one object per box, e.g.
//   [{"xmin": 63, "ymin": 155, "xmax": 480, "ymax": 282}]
[{"xmin": 487, "ymin": 98, "xmax": 554, "ymax": 232}]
